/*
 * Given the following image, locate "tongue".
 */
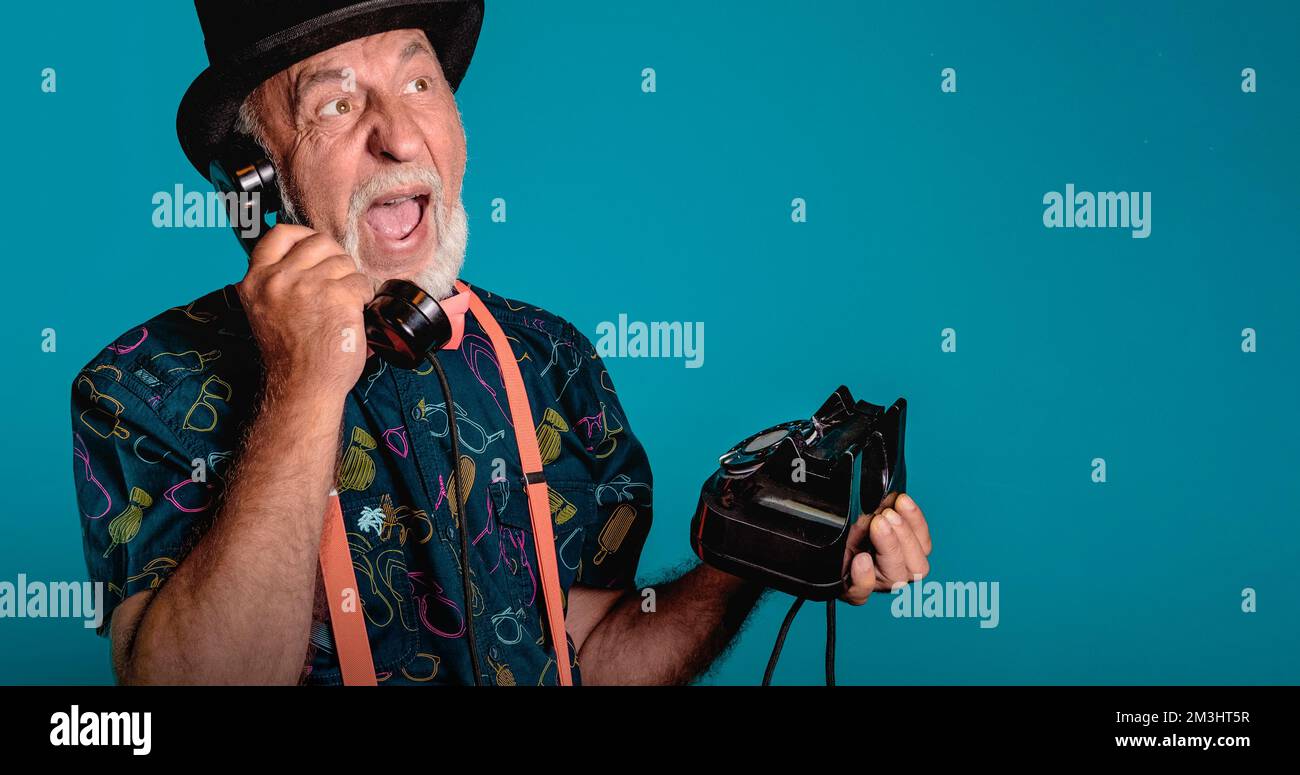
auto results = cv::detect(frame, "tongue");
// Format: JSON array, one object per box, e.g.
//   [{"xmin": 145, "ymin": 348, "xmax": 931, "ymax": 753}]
[{"xmin": 365, "ymin": 198, "xmax": 421, "ymax": 240}]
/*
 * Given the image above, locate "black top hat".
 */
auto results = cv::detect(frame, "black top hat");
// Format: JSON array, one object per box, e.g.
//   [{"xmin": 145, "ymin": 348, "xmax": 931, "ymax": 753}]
[{"xmin": 177, "ymin": 0, "xmax": 484, "ymax": 180}]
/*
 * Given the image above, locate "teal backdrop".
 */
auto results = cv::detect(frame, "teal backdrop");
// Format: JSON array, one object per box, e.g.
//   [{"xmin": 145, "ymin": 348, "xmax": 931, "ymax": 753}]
[{"xmin": 1, "ymin": 0, "xmax": 1297, "ymax": 684}]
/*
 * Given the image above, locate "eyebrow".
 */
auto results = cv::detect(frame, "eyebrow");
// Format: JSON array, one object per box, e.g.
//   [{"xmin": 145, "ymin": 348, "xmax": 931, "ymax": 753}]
[
  {"xmin": 295, "ymin": 67, "xmax": 351, "ymax": 97},
  {"xmin": 399, "ymin": 40, "xmax": 435, "ymax": 63},
  {"xmin": 292, "ymin": 40, "xmax": 436, "ymax": 107}
]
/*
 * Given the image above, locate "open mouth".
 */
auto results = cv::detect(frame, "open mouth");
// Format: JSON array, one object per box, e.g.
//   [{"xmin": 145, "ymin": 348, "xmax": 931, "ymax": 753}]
[{"xmin": 364, "ymin": 191, "xmax": 430, "ymax": 242}]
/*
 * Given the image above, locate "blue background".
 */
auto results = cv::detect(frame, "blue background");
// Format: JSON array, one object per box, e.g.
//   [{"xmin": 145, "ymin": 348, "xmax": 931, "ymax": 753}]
[{"xmin": 1, "ymin": 0, "xmax": 1296, "ymax": 684}]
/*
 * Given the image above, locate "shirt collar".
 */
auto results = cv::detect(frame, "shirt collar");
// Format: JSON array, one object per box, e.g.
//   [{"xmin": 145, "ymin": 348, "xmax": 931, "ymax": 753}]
[{"xmin": 437, "ymin": 287, "xmax": 472, "ymax": 351}]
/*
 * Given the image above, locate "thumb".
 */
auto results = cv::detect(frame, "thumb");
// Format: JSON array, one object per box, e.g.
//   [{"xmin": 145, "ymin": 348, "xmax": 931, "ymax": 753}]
[
  {"xmin": 842, "ymin": 551, "xmax": 875, "ymax": 605},
  {"xmin": 870, "ymin": 510, "xmax": 909, "ymax": 584}
]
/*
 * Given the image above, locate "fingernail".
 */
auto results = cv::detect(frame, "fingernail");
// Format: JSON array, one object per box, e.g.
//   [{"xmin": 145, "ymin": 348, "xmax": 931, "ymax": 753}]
[
  {"xmin": 877, "ymin": 515, "xmax": 893, "ymax": 533},
  {"xmin": 886, "ymin": 510, "xmax": 902, "ymax": 526}
]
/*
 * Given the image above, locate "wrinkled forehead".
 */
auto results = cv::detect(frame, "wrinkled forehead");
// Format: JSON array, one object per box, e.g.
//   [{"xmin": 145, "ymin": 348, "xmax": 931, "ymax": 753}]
[{"xmin": 260, "ymin": 28, "xmax": 443, "ymax": 112}]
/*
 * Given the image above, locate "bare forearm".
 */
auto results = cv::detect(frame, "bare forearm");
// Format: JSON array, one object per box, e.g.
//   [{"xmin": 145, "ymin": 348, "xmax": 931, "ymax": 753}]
[
  {"xmin": 578, "ymin": 564, "xmax": 765, "ymax": 685},
  {"xmin": 122, "ymin": 381, "xmax": 344, "ymax": 685}
]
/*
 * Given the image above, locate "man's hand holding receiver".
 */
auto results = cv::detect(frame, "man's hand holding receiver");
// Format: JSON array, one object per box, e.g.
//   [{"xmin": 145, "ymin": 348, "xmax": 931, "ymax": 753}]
[{"xmin": 237, "ymin": 224, "xmax": 375, "ymax": 398}]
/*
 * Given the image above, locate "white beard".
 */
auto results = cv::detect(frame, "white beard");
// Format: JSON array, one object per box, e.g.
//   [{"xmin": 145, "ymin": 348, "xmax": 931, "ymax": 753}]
[{"xmin": 407, "ymin": 195, "xmax": 468, "ymax": 300}]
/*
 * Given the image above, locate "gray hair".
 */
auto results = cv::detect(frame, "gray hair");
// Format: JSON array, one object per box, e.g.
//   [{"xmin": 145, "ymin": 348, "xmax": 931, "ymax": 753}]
[
  {"xmin": 233, "ymin": 89, "xmax": 270, "ymax": 155},
  {"xmin": 232, "ymin": 88, "xmax": 303, "ymax": 224}
]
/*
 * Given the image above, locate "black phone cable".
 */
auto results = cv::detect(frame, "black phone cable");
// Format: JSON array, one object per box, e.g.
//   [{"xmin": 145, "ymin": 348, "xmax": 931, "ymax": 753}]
[
  {"xmin": 427, "ymin": 352, "xmax": 483, "ymax": 686},
  {"xmin": 762, "ymin": 596, "xmax": 804, "ymax": 686},
  {"xmin": 762, "ymin": 596, "xmax": 838, "ymax": 686},
  {"xmin": 825, "ymin": 599, "xmax": 836, "ymax": 686}
]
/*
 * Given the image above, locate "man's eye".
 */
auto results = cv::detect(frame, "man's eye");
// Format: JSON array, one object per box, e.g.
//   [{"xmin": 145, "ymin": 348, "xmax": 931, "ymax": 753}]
[
  {"xmin": 405, "ymin": 77, "xmax": 431, "ymax": 93},
  {"xmin": 320, "ymin": 98, "xmax": 353, "ymax": 117}
]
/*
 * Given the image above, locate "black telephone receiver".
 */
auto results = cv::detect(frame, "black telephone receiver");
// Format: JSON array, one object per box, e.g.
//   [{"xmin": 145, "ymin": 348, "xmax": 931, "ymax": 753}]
[{"xmin": 209, "ymin": 142, "xmax": 454, "ymax": 369}]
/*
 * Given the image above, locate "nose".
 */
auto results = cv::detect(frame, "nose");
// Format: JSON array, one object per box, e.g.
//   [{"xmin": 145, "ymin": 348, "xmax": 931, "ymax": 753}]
[{"xmin": 365, "ymin": 93, "xmax": 424, "ymax": 164}]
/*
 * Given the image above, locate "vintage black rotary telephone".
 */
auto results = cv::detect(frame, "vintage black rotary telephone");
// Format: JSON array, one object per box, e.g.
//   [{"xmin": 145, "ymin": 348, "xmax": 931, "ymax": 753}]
[
  {"xmin": 209, "ymin": 141, "xmax": 485, "ymax": 684},
  {"xmin": 691, "ymin": 387, "xmax": 908, "ymax": 685},
  {"xmin": 209, "ymin": 141, "xmax": 455, "ymax": 370}
]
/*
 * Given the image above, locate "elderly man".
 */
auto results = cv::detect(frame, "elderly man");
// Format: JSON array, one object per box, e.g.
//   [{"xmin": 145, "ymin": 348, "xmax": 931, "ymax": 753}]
[{"xmin": 71, "ymin": 0, "xmax": 932, "ymax": 685}]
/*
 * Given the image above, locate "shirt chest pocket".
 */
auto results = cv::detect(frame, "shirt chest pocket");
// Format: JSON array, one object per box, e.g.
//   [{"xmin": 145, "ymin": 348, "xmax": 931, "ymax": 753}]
[
  {"xmin": 490, "ymin": 479, "xmax": 595, "ymax": 615},
  {"xmin": 307, "ymin": 492, "xmax": 422, "ymax": 684}
]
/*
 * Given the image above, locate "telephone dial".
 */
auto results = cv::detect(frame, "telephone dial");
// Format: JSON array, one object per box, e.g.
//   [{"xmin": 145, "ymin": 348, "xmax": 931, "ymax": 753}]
[{"xmin": 209, "ymin": 141, "xmax": 454, "ymax": 369}]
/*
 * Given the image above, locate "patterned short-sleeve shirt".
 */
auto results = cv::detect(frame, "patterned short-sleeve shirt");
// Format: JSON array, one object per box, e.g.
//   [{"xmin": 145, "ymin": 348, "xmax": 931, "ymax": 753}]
[{"xmin": 70, "ymin": 282, "xmax": 653, "ymax": 685}]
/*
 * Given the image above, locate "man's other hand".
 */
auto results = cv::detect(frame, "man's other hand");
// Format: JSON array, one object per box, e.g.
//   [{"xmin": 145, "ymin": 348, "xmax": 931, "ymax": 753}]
[{"xmin": 842, "ymin": 492, "xmax": 932, "ymax": 605}]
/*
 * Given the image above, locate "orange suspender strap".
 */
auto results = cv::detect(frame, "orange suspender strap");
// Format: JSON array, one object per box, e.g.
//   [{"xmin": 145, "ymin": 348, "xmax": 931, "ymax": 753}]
[
  {"xmin": 319, "ymin": 284, "xmax": 571, "ymax": 686},
  {"xmin": 319, "ymin": 491, "xmax": 378, "ymax": 685},
  {"xmin": 455, "ymin": 281, "xmax": 573, "ymax": 686}
]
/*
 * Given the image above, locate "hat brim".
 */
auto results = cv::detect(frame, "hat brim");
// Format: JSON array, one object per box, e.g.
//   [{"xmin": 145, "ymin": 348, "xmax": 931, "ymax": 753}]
[{"xmin": 177, "ymin": 0, "xmax": 483, "ymax": 180}]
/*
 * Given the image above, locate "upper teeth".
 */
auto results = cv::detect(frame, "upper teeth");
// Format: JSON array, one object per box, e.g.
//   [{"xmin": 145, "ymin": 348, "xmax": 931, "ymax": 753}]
[{"xmin": 383, "ymin": 195, "xmax": 416, "ymax": 206}]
